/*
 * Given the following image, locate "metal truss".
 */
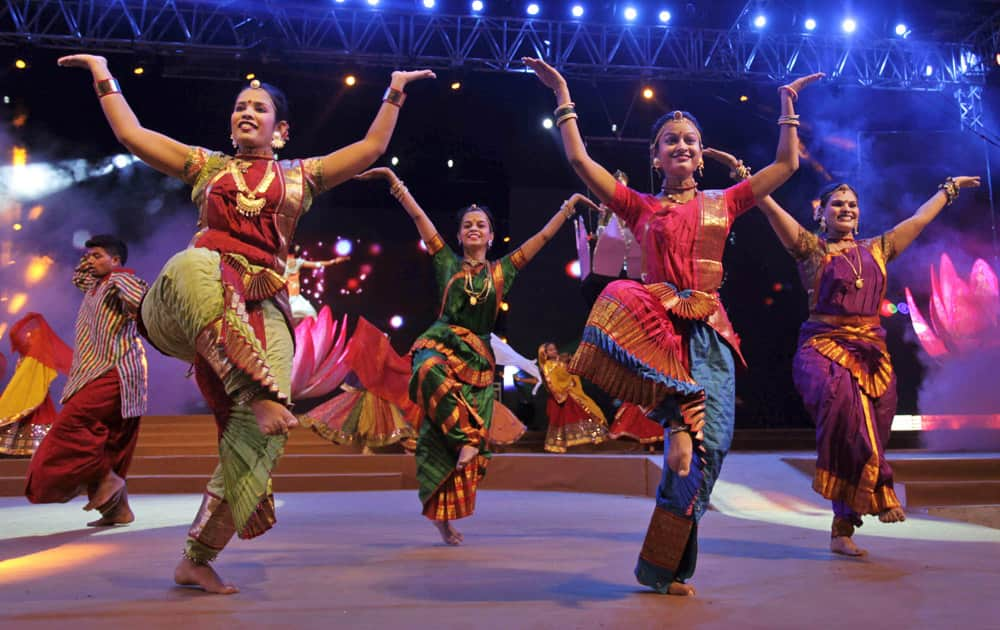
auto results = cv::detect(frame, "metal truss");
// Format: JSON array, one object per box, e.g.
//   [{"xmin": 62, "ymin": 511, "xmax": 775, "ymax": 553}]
[{"xmin": 0, "ymin": 1, "xmax": 987, "ymax": 89}]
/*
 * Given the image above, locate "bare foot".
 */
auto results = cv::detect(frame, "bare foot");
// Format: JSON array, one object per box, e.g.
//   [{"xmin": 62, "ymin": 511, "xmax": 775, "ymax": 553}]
[
  {"xmin": 87, "ymin": 491, "xmax": 134, "ymax": 526},
  {"xmin": 174, "ymin": 557, "xmax": 239, "ymax": 594},
  {"xmin": 666, "ymin": 430, "xmax": 692, "ymax": 477},
  {"xmin": 83, "ymin": 471, "xmax": 125, "ymax": 511},
  {"xmin": 455, "ymin": 444, "xmax": 478, "ymax": 471},
  {"xmin": 830, "ymin": 535, "xmax": 867, "ymax": 556},
  {"xmin": 667, "ymin": 581, "xmax": 696, "ymax": 596},
  {"xmin": 878, "ymin": 507, "xmax": 906, "ymax": 523},
  {"xmin": 249, "ymin": 398, "xmax": 299, "ymax": 436},
  {"xmin": 433, "ymin": 520, "xmax": 464, "ymax": 545}
]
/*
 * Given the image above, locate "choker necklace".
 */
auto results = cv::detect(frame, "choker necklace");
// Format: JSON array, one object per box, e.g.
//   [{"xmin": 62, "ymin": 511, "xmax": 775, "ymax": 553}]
[{"xmin": 230, "ymin": 160, "xmax": 276, "ymax": 217}]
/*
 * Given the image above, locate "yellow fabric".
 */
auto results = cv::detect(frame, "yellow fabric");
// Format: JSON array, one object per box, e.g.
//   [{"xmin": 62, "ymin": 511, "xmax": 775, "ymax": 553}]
[{"xmin": 0, "ymin": 357, "xmax": 58, "ymax": 426}]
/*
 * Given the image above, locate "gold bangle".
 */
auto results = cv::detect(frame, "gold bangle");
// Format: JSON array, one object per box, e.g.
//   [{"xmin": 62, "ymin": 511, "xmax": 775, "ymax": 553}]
[
  {"xmin": 94, "ymin": 77, "xmax": 121, "ymax": 98},
  {"xmin": 938, "ymin": 177, "xmax": 959, "ymax": 205},
  {"xmin": 553, "ymin": 102, "xmax": 576, "ymax": 117},
  {"xmin": 382, "ymin": 87, "xmax": 406, "ymax": 107},
  {"xmin": 556, "ymin": 112, "xmax": 579, "ymax": 127},
  {"xmin": 734, "ymin": 164, "xmax": 751, "ymax": 181}
]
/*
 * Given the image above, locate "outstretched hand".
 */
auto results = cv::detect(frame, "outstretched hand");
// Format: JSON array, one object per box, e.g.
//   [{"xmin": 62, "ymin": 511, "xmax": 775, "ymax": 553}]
[
  {"xmin": 703, "ymin": 148, "xmax": 750, "ymax": 180},
  {"xmin": 952, "ymin": 176, "xmax": 981, "ymax": 190},
  {"xmin": 782, "ymin": 72, "xmax": 825, "ymax": 97},
  {"xmin": 521, "ymin": 57, "xmax": 567, "ymax": 91},
  {"xmin": 390, "ymin": 69, "xmax": 437, "ymax": 88},
  {"xmin": 57, "ymin": 54, "xmax": 108, "ymax": 73},
  {"xmin": 563, "ymin": 193, "xmax": 601, "ymax": 216}
]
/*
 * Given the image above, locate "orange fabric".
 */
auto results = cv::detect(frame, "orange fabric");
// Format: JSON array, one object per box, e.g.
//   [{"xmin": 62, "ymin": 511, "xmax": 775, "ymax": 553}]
[
  {"xmin": 9, "ymin": 313, "xmax": 73, "ymax": 373},
  {"xmin": 344, "ymin": 317, "xmax": 419, "ymax": 416},
  {"xmin": 422, "ymin": 455, "xmax": 487, "ymax": 521}
]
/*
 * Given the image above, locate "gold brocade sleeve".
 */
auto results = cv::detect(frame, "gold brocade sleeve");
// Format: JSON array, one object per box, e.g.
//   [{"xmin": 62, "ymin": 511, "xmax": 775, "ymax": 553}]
[{"xmin": 425, "ymin": 233, "xmax": 446, "ymax": 256}]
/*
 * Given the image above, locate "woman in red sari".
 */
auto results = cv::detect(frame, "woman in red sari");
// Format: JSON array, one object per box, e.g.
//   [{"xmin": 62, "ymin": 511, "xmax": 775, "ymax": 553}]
[
  {"xmin": 525, "ymin": 56, "xmax": 822, "ymax": 595},
  {"xmin": 58, "ymin": 53, "xmax": 433, "ymax": 593}
]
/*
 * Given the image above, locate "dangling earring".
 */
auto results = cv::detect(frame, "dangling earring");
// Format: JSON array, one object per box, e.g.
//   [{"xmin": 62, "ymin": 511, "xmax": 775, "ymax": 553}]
[
  {"xmin": 819, "ymin": 216, "xmax": 827, "ymax": 232},
  {"xmin": 231, "ymin": 135, "xmax": 238, "ymax": 150},
  {"xmin": 697, "ymin": 160, "xmax": 704, "ymax": 177},
  {"xmin": 487, "ymin": 239, "xmax": 493, "ymax": 249},
  {"xmin": 853, "ymin": 223, "xmax": 859, "ymax": 236},
  {"xmin": 271, "ymin": 130, "xmax": 286, "ymax": 150}
]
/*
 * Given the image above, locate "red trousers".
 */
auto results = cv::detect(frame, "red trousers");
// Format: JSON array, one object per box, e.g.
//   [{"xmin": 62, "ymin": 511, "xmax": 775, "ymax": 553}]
[{"xmin": 25, "ymin": 369, "xmax": 140, "ymax": 504}]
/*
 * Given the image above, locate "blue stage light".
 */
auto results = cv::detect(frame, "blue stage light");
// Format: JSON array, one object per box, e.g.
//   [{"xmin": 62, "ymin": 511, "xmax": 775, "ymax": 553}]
[
  {"xmin": 471, "ymin": 0, "xmax": 484, "ymax": 11},
  {"xmin": 753, "ymin": 14, "xmax": 766, "ymax": 28},
  {"xmin": 571, "ymin": 4, "xmax": 584, "ymax": 17},
  {"xmin": 527, "ymin": 3, "xmax": 540, "ymax": 15},
  {"xmin": 924, "ymin": 64, "xmax": 934, "ymax": 76},
  {"xmin": 842, "ymin": 18, "xmax": 857, "ymax": 33},
  {"xmin": 422, "ymin": 0, "xmax": 435, "ymax": 8},
  {"xmin": 624, "ymin": 6, "xmax": 638, "ymax": 21},
  {"xmin": 804, "ymin": 18, "xmax": 816, "ymax": 31},
  {"xmin": 659, "ymin": 10, "xmax": 671, "ymax": 23}
]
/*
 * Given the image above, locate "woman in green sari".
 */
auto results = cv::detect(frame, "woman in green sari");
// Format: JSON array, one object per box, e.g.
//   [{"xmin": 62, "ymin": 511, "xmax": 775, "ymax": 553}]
[{"xmin": 357, "ymin": 168, "xmax": 596, "ymax": 544}]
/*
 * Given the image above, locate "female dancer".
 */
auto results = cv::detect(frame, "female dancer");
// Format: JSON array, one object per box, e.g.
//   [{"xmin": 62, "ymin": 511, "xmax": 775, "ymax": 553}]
[
  {"xmin": 58, "ymin": 53, "xmax": 434, "ymax": 593},
  {"xmin": 524, "ymin": 55, "xmax": 822, "ymax": 595},
  {"xmin": 537, "ymin": 342, "xmax": 609, "ymax": 452},
  {"xmin": 284, "ymin": 244, "xmax": 347, "ymax": 321},
  {"xmin": 357, "ymin": 167, "xmax": 596, "ymax": 545},
  {"xmin": 708, "ymin": 150, "xmax": 981, "ymax": 555}
]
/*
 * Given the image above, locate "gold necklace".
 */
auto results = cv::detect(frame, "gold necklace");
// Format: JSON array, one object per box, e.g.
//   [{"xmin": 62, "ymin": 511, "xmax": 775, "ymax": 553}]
[
  {"xmin": 463, "ymin": 262, "xmax": 492, "ymax": 306},
  {"xmin": 838, "ymin": 244, "xmax": 865, "ymax": 289},
  {"xmin": 230, "ymin": 160, "xmax": 276, "ymax": 217}
]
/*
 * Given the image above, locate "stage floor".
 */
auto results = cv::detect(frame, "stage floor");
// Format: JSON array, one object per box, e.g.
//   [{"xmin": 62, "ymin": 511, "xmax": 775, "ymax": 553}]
[{"xmin": 1, "ymin": 454, "xmax": 998, "ymax": 629}]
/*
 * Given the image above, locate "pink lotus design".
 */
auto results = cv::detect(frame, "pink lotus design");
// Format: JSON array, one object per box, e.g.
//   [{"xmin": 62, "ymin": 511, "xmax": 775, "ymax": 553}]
[
  {"xmin": 905, "ymin": 253, "xmax": 999, "ymax": 357},
  {"xmin": 290, "ymin": 305, "xmax": 351, "ymax": 400}
]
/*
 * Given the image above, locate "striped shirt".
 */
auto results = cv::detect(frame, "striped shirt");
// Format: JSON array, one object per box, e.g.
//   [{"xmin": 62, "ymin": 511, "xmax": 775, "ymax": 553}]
[{"xmin": 61, "ymin": 267, "xmax": 149, "ymax": 418}]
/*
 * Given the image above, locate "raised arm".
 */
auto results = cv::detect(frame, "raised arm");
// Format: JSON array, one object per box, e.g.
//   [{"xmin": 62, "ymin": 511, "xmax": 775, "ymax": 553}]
[
  {"xmin": 704, "ymin": 147, "xmax": 808, "ymax": 254},
  {"xmin": 300, "ymin": 257, "xmax": 348, "ymax": 270},
  {"xmin": 744, "ymin": 73, "xmax": 825, "ymax": 202},
  {"xmin": 314, "ymin": 71, "xmax": 435, "ymax": 190},
  {"xmin": 59, "ymin": 55, "xmax": 191, "ymax": 180},
  {"xmin": 516, "ymin": 193, "xmax": 598, "ymax": 265},
  {"xmin": 355, "ymin": 167, "xmax": 440, "ymax": 244},
  {"xmin": 887, "ymin": 176, "xmax": 981, "ymax": 256},
  {"xmin": 522, "ymin": 58, "xmax": 618, "ymax": 205}
]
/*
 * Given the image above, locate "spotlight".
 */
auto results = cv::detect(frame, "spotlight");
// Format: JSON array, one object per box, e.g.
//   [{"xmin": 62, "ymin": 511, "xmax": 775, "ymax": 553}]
[
  {"xmin": 571, "ymin": 5, "xmax": 584, "ymax": 18},
  {"xmin": 390, "ymin": 315, "xmax": 404, "ymax": 329},
  {"xmin": 447, "ymin": 159, "xmax": 455, "ymax": 168},
  {"xmin": 841, "ymin": 18, "xmax": 857, "ymax": 34},
  {"xmin": 422, "ymin": 0, "xmax": 435, "ymax": 8},
  {"xmin": 642, "ymin": 87, "xmax": 654, "ymax": 100},
  {"xmin": 500, "ymin": 301, "xmax": 510, "ymax": 312},
  {"xmin": 658, "ymin": 10, "xmax": 671, "ymax": 24},
  {"xmin": 924, "ymin": 64, "xmax": 934, "ymax": 77},
  {"xmin": 804, "ymin": 18, "xmax": 817, "ymax": 31},
  {"xmin": 472, "ymin": 0, "xmax": 484, "ymax": 11},
  {"xmin": 624, "ymin": 6, "xmax": 638, "ymax": 21},
  {"xmin": 996, "ymin": 52, "xmax": 1000, "ymax": 66},
  {"xmin": 739, "ymin": 95, "xmax": 749, "ymax": 102},
  {"xmin": 245, "ymin": 72, "xmax": 256, "ymax": 80},
  {"xmin": 367, "ymin": 0, "xmax": 379, "ymax": 5},
  {"xmin": 542, "ymin": 118, "xmax": 554, "ymax": 129},
  {"xmin": 895, "ymin": 23, "xmax": 907, "ymax": 36},
  {"xmin": 390, "ymin": 156, "xmax": 399, "ymax": 166},
  {"xmin": 132, "ymin": 65, "xmax": 145, "ymax": 76},
  {"xmin": 14, "ymin": 58, "xmax": 27, "ymax": 70},
  {"xmin": 565, "ymin": 259, "xmax": 581, "ymax": 279},
  {"xmin": 451, "ymin": 81, "xmax": 462, "ymax": 90},
  {"xmin": 345, "ymin": 74, "xmax": 357, "ymax": 86},
  {"xmin": 753, "ymin": 14, "xmax": 766, "ymax": 28},
  {"xmin": 526, "ymin": 3, "xmax": 540, "ymax": 16},
  {"xmin": 335, "ymin": 238, "xmax": 353, "ymax": 256}
]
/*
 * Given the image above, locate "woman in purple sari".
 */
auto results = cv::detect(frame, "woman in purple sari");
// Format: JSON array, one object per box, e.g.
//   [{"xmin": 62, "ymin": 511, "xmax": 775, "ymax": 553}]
[{"xmin": 708, "ymin": 150, "xmax": 979, "ymax": 555}]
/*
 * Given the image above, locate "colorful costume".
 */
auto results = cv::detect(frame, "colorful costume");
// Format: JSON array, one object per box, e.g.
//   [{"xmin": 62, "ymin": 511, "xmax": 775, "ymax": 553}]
[
  {"xmin": 790, "ymin": 233, "xmax": 901, "ymax": 537},
  {"xmin": 283, "ymin": 256, "xmax": 318, "ymax": 321},
  {"xmin": 302, "ymin": 317, "xmax": 419, "ymax": 449},
  {"xmin": 570, "ymin": 179, "xmax": 754, "ymax": 590},
  {"xmin": 0, "ymin": 314, "xmax": 73, "ymax": 455},
  {"xmin": 609, "ymin": 402, "xmax": 664, "ymax": 444},
  {"xmin": 25, "ymin": 266, "xmax": 148, "ymax": 505},
  {"xmin": 538, "ymin": 347, "xmax": 608, "ymax": 453},
  {"xmin": 410, "ymin": 233, "xmax": 526, "ymax": 521},
  {"xmin": 139, "ymin": 149, "xmax": 327, "ymax": 564}
]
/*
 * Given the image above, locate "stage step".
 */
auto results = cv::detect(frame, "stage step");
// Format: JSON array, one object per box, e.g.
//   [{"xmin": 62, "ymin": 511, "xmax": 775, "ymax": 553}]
[{"xmin": 899, "ymin": 481, "xmax": 1000, "ymax": 507}]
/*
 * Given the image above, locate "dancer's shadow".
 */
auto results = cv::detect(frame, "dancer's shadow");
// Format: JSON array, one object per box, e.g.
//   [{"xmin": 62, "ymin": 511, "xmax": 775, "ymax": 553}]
[
  {"xmin": 0, "ymin": 528, "xmax": 105, "ymax": 561},
  {"xmin": 699, "ymin": 537, "xmax": 832, "ymax": 561}
]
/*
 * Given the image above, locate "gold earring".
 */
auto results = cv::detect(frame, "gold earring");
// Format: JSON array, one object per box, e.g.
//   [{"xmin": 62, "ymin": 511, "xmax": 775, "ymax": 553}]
[
  {"xmin": 271, "ymin": 130, "xmax": 286, "ymax": 150},
  {"xmin": 231, "ymin": 135, "xmax": 238, "ymax": 150},
  {"xmin": 697, "ymin": 161, "xmax": 704, "ymax": 177}
]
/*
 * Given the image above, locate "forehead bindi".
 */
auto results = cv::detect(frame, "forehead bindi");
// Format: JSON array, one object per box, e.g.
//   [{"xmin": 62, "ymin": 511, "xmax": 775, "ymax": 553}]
[
  {"xmin": 661, "ymin": 122, "xmax": 700, "ymax": 141},
  {"xmin": 235, "ymin": 89, "xmax": 274, "ymax": 110},
  {"xmin": 463, "ymin": 212, "xmax": 490, "ymax": 226}
]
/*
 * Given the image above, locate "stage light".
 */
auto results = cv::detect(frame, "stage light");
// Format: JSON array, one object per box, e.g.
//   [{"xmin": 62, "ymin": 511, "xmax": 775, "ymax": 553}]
[
  {"xmin": 500, "ymin": 301, "xmax": 510, "ymax": 312},
  {"xmin": 804, "ymin": 18, "xmax": 816, "ymax": 31},
  {"xmin": 390, "ymin": 156, "xmax": 399, "ymax": 166},
  {"xmin": 390, "ymin": 315, "xmax": 404, "ymax": 328},
  {"xmin": 753, "ymin": 14, "xmax": 766, "ymax": 28},
  {"xmin": 571, "ymin": 5, "xmax": 584, "ymax": 17},
  {"xmin": 12, "ymin": 223, "xmax": 22, "ymax": 231},
  {"xmin": 472, "ymin": 0, "xmax": 484, "ymax": 11},
  {"xmin": 14, "ymin": 58, "xmax": 27, "ymax": 70},
  {"xmin": 995, "ymin": 52, "xmax": 1000, "ymax": 66},
  {"xmin": 739, "ymin": 94, "xmax": 749, "ymax": 102},
  {"xmin": 658, "ymin": 10, "xmax": 671, "ymax": 24},
  {"xmin": 503, "ymin": 236, "xmax": 511, "ymax": 243},
  {"xmin": 624, "ymin": 6, "xmax": 638, "ymax": 21},
  {"xmin": 423, "ymin": 0, "xmax": 435, "ymax": 8},
  {"xmin": 335, "ymin": 238, "xmax": 353, "ymax": 256},
  {"xmin": 345, "ymin": 74, "xmax": 357, "ymax": 86},
  {"xmin": 245, "ymin": 72, "xmax": 256, "ymax": 80},
  {"xmin": 367, "ymin": 0, "xmax": 379, "ymax": 6},
  {"xmin": 642, "ymin": 87, "xmax": 654, "ymax": 100},
  {"xmin": 895, "ymin": 23, "xmax": 908, "ymax": 36},
  {"xmin": 565, "ymin": 259, "xmax": 581, "ymax": 278},
  {"xmin": 335, "ymin": 0, "xmax": 345, "ymax": 3},
  {"xmin": 447, "ymin": 159, "xmax": 454, "ymax": 168},
  {"xmin": 542, "ymin": 117, "xmax": 554, "ymax": 129},
  {"xmin": 841, "ymin": 18, "xmax": 857, "ymax": 34},
  {"xmin": 526, "ymin": 3, "xmax": 540, "ymax": 16},
  {"xmin": 132, "ymin": 65, "xmax": 145, "ymax": 76},
  {"xmin": 925, "ymin": 64, "xmax": 934, "ymax": 76},
  {"xmin": 112, "ymin": 154, "xmax": 133, "ymax": 169},
  {"xmin": 611, "ymin": 123, "xmax": 617, "ymax": 133},
  {"xmin": 897, "ymin": 302, "xmax": 910, "ymax": 315}
]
